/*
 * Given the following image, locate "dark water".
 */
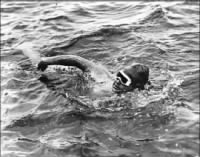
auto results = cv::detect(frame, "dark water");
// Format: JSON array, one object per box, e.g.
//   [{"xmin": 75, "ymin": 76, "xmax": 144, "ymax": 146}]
[{"xmin": 1, "ymin": 2, "xmax": 199, "ymax": 157}]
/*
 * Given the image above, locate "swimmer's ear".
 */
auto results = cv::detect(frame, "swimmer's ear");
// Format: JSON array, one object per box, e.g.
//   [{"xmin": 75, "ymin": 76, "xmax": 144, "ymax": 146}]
[{"xmin": 37, "ymin": 60, "xmax": 48, "ymax": 71}]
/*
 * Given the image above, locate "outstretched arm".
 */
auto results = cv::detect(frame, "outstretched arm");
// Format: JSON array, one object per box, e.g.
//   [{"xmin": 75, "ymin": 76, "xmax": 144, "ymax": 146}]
[
  {"xmin": 38, "ymin": 55, "xmax": 93, "ymax": 72},
  {"xmin": 15, "ymin": 42, "xmax": 93, "ymax": 72}
]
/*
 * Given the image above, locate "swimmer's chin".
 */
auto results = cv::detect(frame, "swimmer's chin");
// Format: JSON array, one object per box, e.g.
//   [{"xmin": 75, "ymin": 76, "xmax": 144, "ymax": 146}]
[
  {"xmin": 112, "ymin": 82, "xmax": 134, "ymax": 93},
  {"xmin": 112, "ymin": 85, "xmax": 127, "ymax": 93}
]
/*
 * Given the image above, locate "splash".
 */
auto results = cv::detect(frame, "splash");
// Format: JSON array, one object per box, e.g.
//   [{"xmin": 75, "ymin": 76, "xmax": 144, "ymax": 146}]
[{"xmin": 16, "ymin": 42, "xmax": 41, "ymax": 66}]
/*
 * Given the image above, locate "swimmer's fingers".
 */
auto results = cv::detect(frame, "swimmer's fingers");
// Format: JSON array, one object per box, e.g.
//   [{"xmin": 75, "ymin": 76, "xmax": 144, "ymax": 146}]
[{"xmin": 37, "ymin": 60, "xmax": 48, "ymax": 71}]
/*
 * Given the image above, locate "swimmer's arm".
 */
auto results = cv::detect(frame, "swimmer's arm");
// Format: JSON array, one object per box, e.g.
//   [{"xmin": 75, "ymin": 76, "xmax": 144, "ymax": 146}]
[{"xmin": 38, "ymin": 55, "xmax": 93, "ymax": 72}]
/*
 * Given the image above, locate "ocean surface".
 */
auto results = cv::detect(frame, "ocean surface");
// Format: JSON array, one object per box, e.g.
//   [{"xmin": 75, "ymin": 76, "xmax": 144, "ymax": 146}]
[{"xmin": 1, "ymin": 1, "xmax": 199, "ymax": 157}]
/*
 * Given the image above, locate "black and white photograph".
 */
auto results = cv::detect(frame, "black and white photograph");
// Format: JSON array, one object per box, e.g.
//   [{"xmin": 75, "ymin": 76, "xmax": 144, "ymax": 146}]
[{"xmin": 1, "ymin": 1, "xmax": 199, "ymax": 157}]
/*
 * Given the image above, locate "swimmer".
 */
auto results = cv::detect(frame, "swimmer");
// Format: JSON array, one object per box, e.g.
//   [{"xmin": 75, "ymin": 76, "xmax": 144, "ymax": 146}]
[
  {"xmin": 16, "ymin": 43, "xmax": 151, "ymax": 96},
  {"xmin": 37, "ymin": 56, "xmax": 151, "ymax": 94}
]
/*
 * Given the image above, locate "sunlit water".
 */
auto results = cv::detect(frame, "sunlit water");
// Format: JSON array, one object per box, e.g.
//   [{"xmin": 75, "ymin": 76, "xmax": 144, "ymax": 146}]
[{"xmin": 1, "ymin": 2, "xmax": 199, "ymax": 157}]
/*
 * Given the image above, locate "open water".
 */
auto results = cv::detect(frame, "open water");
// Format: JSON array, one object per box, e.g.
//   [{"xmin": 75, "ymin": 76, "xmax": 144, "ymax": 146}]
[{"xmin": 1, "ymin": 1, "xmax": 199, "ymax": 157}]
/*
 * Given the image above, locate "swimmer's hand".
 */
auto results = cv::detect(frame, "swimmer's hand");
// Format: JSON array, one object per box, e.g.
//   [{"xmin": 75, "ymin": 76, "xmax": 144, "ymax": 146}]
[{"xmin": 37, "ymin": 60, "xmax": 48, "ymax": 71}]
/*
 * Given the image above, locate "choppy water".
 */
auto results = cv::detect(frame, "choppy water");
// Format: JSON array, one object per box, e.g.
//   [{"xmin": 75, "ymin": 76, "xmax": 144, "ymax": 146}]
[{"xmin": 1, "ymin": 1, "xmax": 199, "ymax": 157}]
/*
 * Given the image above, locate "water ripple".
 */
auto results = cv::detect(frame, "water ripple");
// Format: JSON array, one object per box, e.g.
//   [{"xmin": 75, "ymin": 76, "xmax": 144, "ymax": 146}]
[{"xmin": 1, "ymin": 1, "xmax": 199, "ymax": 157}]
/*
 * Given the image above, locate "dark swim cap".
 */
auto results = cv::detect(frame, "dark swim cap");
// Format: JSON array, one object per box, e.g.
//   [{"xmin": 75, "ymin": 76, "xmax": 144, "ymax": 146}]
[{"xmin": 123, "ymin": 64, "xmax": 150, "ymax": 89}]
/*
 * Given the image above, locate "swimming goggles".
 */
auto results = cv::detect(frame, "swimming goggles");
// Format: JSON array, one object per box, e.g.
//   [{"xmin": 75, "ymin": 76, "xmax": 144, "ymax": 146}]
[{"xmin": 116, "ymin": 70, "xmax": 132, "ymax": 86}]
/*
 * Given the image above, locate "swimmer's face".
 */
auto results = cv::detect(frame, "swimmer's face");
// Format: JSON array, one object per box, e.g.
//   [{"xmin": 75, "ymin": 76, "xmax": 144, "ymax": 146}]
[
  {"xmin": 112, "ymin": 71, "xmax": 133, "ymax": 93},
  {"xmin": 112, "ymin": 64, "xmax": 150, "ymax": 93}
]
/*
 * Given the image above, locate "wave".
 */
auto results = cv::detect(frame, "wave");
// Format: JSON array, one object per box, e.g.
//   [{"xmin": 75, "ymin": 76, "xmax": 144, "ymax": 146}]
[
  {"xmin": 138, "ymin": 5, "xmax": 197, "ymax": 28},
  {"xmin": 70, "ymin": 5, "xmax": 94, "ymax": 17},
  {"xmin": 139, "ymin": 6, "xmax": 169, "ymax": 25},
  {"xmin": 182, "ymin": 0, "xmax": 200, "ymax": 5},
  {"xmin": 42, "ymin": 25, "xmax": 132, "ymax": 54},
  {"xmin": 41, "ymin": 15, "xmax": 75, "ymax": 23},
  {"xmin": 1, "ymin": 6, "xmax": 24, "ymax": 13}
]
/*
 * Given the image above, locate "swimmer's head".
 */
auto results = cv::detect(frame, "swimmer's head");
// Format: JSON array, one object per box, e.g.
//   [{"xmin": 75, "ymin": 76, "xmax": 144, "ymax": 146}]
[{"xmin": 112, "ymin": 64, "xmax": 150, "ymax": 93}]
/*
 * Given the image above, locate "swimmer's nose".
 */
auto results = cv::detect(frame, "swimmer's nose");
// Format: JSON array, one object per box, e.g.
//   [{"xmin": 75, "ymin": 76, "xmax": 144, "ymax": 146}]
[
  {"xmin": 116, "ymin": 79, "xmax": 123, "ymax": 87},
  {"xmin": 115, "ymin": 78, "xmax": 121, "ymax": 84}
]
